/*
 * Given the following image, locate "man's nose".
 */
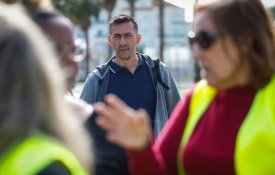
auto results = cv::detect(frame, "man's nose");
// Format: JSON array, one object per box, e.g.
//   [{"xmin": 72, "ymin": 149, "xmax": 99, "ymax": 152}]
[{"xmin": 119, "ymin": 36, "xmax": 128, "ymax": 44}]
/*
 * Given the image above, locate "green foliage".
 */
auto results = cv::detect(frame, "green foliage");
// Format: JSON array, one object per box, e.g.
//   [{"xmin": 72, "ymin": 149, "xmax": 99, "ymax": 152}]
[{"xmin": 51, "ymin": 0, "xmax": 100, "ymax": 24}]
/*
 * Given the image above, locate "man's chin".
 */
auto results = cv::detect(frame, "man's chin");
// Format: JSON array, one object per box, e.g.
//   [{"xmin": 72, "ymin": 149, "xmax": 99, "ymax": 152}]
[{"xmin": 118, "ymin": 54, "xmax": 131, "ymax": 60}]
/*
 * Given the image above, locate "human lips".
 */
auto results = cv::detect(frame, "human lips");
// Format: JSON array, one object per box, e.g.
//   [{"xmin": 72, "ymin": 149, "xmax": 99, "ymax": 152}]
[
  {"xmin": 119, "ymin": 47, "xmax": 129, "ymax": 51},
  {"xmin": 119, "ymin": 45, "xmax": 129, "ymax": 51}
]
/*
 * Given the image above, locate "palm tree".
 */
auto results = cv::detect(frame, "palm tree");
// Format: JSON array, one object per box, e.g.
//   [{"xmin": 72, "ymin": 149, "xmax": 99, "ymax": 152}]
[
  {"xmin": 101, "ymin": 0, "xmax": 117, "ymax": 59},
  {"xmin": 126, "ymin": 0, "xmax": 137, "ymax": 17},
  {"xmin": 159, "ymin": 0, "xmax": 164, "ymax": 61},
  {"xmin": 52, "ymin": 0, "xmax": 101, "ymax": 77}
]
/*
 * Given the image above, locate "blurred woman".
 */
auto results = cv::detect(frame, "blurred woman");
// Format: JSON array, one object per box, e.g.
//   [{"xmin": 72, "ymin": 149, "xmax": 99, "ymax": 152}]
[
  {"xmin": 31, "ymin": 9, "xmax": 93, "ymax": 122},
  {"xmin": 94, "ymin": 0, "xmax": 275, "ymax": 174},
  {"xmin": 0, "ymin": 3, "xmax": 92, "ymax": 174}
]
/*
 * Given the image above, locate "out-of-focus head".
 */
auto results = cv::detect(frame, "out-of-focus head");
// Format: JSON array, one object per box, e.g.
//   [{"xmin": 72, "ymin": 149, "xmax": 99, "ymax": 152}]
[
  {"xmin": 2, "ymin": 0, "xmax": 54, "ymax": 10},
  {"xmin": 32, "ymin": 10, "xmax": 81, "ymax": 91},
  {"xmin": 190, "ymin": 0, "xmax": 275, "ymax": 89},
  {"xmin": 0, "ymin": 2, "xmax": 66, "ymax": 150},
  {"xmin": 2, "ymin": 0, "xmax": 78, "ymax": 91},
  {"xmin": 0, "ymin": 4, "xmax": 93, "ymax": 172}
]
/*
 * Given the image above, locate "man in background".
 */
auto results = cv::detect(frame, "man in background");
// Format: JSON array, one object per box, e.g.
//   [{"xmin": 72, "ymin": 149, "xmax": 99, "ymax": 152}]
[{"xmin": 81, "ymin": 13, "xmax": 180, "ymax": 175}]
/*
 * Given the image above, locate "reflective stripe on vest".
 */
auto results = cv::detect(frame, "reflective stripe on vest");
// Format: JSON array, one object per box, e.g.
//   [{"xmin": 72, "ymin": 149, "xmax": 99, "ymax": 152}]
[
  {"xmin": 0, "ymin": 133, "xmax": 87, "ymax": 175},
  {"xmin": 177, "ymin": 79, "xmax": 216, "ymax": 175},
  {"xmin": 178, "ymin": 75, "xmax": 275, "ymax": 175}
]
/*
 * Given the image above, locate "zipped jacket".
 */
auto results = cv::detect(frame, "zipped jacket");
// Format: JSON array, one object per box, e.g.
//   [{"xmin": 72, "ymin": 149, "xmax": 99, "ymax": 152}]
[
  {"xmin": 81, "ymin": 53, "xmax": 181, "ymax": 136},
  {"xmin": 81, "ymin": 53, "xmax": 180, "ymax": 175}
]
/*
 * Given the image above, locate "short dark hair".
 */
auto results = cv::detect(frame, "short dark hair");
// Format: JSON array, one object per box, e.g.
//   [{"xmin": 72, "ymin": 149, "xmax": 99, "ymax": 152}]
[
  {"xmin": 108, "ymin": 13, "xmax": 138, "ymax": 34},
  {"xmin": 30, "ymin": 9, "xmax": 61, "ymax": 25}
]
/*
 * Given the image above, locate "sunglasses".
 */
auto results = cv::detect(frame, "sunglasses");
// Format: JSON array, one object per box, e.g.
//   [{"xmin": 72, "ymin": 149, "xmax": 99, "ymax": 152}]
[{"xmin": 188, "ymin": 31, "xmax": 221, "ymax": 50}]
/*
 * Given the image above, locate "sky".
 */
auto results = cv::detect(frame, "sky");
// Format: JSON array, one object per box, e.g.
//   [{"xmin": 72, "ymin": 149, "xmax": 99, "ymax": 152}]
[
  {"xmin": 164, "ymin": 0, "xmax": 275, "ymax": 22},
  {"xmin": 164, "ymin": 0, "xmax": 195, "ymax": 22},
  {"xmin": 262, "ymin": 0, "xmax": 275, "ymax": 6}
]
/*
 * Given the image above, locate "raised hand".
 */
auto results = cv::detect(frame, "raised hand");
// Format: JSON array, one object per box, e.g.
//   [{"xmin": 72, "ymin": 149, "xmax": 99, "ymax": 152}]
[{"xmin": 95, "ymin": 94, "xmax": 151, "ymax": 150}]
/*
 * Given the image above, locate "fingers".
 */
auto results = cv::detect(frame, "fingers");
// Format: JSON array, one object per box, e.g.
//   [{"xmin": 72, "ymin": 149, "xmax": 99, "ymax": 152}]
[
  {"xmin": 136, "ymin": 109, "xmax": 150, "ymax": 125},
  {"xmin": 95, "ymin": 95, "xmax": 132, "ymax": 132},
  {"xmin": 107, "ymin": 109, "xmax": 150, "ymax": 149},
  {"xmin": 106, "ymin": 132, "xmax": 136, "ymax": 149},
  {"xmin": 104, "ymin": 94, "xmax": 127, "ymax": 109},
  {"xmin": 94, "ymin": 94, "xmax": 151, "ymax": 150},
  {"xmin": 95, "ymin": 102, "xmax": 117, "ymax": 131},
  {"xmin": 104, "ymin": 94, "xmax": 137, "ymax": 118}
]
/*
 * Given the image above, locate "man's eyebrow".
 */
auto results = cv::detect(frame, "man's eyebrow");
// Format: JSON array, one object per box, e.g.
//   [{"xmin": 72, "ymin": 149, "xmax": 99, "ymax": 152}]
[{"xmin": 112, "ymin": 32, "xmax": 132, "ymax": 35}]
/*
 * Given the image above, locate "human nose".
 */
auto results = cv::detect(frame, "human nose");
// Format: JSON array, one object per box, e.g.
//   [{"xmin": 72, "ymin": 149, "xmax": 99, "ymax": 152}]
[
  {"xmin": 190, "ymin": 43, "xmax": 201, "ymax": 60},
  {"xmin": 58, "ymin": 44, "xmax": 85, "ymax": 63},
  {"xmin": 60, "ymin": 50, "xmax": 74, "ymax": 61},
  {"xmin": 119, "ymin": 36, "xmax": 127, "ymax": 44}
]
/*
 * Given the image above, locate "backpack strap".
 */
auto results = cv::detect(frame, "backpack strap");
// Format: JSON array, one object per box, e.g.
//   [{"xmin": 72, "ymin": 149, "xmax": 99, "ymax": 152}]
[
  {"xmin": 138, "ymin": 53, "xmax": 170, "ymax": 90},
  {"xmin": 152, "ymin": 59, "xmax": 170, "ymax": 90}
]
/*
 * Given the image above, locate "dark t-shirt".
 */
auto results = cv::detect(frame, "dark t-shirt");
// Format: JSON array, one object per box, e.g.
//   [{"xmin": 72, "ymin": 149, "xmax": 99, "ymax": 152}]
[{"xmin": 108, "ymin": 58, "xmax": 156, "ymax": 126}]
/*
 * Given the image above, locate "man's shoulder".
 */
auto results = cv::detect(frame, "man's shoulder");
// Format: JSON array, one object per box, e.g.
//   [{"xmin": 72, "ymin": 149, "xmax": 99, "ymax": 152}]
[
  {"xmin": 138, "ymin": 53, "xmax": 153, "ymax": 61},
  {"xmin": 89, "ymin": 62, "xmax": 110, "ymax": 79},
  {"xmin": 138, "ymin": 53, "xmax": 168, "ymax": 68},
  {"xmin": 138, "ymin": 53, "xmax": 156, "ymax": 68},
  {"xmin": 95, "ymin": 62, "xmax": 109, "ymax": 72}
]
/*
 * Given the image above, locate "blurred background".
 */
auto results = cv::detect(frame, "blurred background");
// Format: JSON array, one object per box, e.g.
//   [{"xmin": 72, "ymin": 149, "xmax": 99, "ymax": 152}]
[{"xmin": 51, "ymin": 0, "xmax": 275, "ymax": 96}]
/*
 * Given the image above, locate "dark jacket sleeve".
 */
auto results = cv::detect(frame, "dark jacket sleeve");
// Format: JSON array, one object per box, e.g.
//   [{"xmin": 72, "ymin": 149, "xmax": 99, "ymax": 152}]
[{"xmin": 37, "ymin": 161, "xmax": 71, "ymax": 175}]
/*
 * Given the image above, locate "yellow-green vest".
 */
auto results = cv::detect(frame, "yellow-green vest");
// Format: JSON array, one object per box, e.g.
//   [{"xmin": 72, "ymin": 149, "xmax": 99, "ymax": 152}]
[
  {"xmin": 178, "ymin": 75, "xmax": 275, "ymax": 175},
  {"xmin": 0, "ymin": 133, "xmax": 88, "ymax": 175}
]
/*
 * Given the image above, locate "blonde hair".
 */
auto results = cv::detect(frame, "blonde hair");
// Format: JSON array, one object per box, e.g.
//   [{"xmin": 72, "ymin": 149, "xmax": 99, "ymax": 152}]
[
  {"xmin": 2, "ymin": 0, "xmax": 54, "ymax": 10},
  {"xmin": 0, "ymin": 3, "xmax": 93, "ymax": 173}
]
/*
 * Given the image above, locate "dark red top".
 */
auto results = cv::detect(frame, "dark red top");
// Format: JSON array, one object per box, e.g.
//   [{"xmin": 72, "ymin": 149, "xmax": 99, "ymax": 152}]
[{"xmin": 128, "ymin": 85, "xmax": 256, "ymax": 175}]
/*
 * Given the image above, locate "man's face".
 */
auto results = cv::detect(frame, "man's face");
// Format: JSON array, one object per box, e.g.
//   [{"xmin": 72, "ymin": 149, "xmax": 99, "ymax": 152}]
[{"xmin": 108, "ymin": 22, "xmax": 141, "ymax": 61}]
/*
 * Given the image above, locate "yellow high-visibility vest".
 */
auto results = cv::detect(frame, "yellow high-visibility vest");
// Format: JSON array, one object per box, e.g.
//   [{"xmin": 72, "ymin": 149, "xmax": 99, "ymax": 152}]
[
  {"xmin": 0, "ymin": 132, "xmax": 88, "ymax": 175},
  {"xmin": 178, "ymin": 75, "xmax": 275, "ymax": 175}
]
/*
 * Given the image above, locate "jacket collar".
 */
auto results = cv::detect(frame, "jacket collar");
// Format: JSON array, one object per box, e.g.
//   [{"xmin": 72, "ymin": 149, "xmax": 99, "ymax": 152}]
[{"xmin": 93, "ymin": 53, "xmax": 155, "ymax": 80}]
